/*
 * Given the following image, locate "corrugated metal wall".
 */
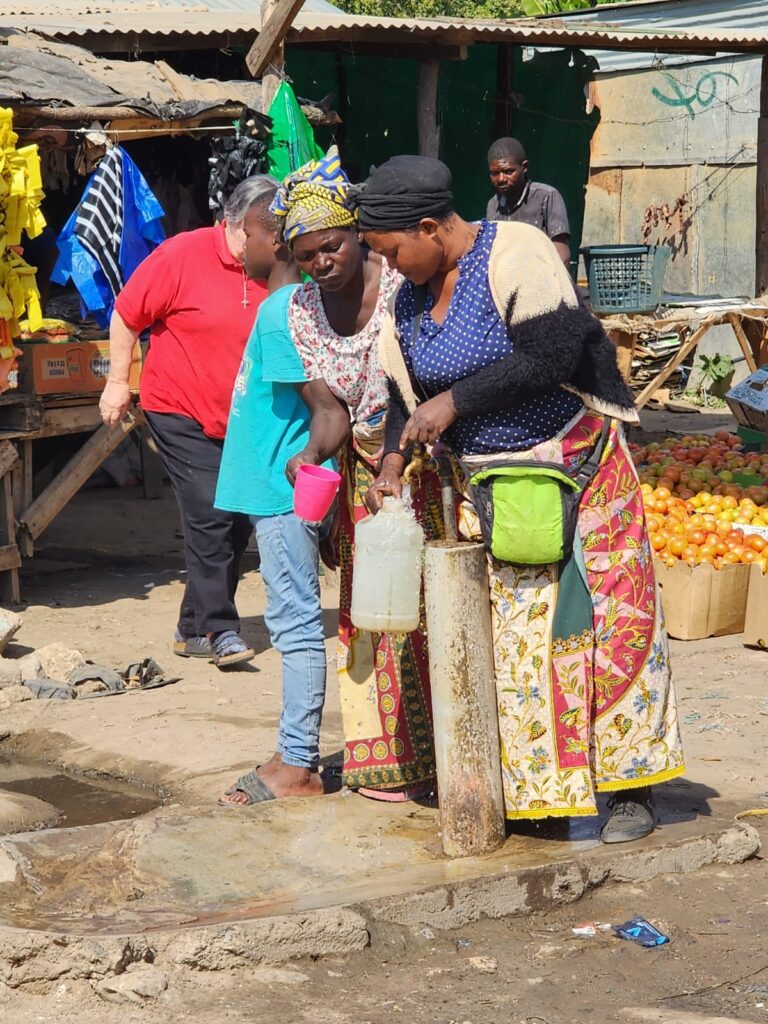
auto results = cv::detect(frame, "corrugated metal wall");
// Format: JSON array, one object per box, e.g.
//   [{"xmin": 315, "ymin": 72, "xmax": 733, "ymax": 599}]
[{"xmin": 581, "ymin": 54, "xmax": 759, "ymax": 296}]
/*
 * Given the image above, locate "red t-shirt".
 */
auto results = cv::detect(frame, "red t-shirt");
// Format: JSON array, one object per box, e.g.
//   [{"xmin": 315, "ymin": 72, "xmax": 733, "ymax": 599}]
[{"xmin": 115, "ymin": 223, "xmax": 266, "ymax": 439}]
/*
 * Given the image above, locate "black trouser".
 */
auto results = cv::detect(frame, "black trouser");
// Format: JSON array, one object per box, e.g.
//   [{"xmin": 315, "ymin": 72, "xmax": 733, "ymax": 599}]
[{"xmin": 145, "ymin": 411, "xmax": 252, "ymax": 638}]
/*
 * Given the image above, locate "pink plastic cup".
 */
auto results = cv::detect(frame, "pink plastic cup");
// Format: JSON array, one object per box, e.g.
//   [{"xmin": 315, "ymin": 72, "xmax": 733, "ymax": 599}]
[{"xmin": 293, "ymin": 464, "xmax": 341, "ymax": 523}]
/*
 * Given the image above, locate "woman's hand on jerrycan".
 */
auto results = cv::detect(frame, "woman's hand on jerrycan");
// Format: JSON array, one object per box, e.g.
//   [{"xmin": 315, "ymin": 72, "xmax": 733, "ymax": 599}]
[{"xmin": 365, "ymin": 452, "xmax": 404, "ymax": 514}]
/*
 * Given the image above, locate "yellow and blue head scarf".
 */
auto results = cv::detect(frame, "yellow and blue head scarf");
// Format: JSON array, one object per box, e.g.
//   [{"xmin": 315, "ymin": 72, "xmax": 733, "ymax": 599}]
[{"xmin": 271, "ymin": 146, "xmax": 357, "ymax": 245}]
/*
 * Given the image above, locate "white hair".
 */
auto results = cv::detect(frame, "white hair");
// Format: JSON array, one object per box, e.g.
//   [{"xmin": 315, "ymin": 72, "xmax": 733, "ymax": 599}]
[{"xmin": 223, "ymin": 175, "xmax": 279, "ymax": 224}]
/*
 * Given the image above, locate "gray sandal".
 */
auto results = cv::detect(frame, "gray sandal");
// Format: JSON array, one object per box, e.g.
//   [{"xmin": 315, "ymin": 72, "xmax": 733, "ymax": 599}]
[{"xmin": 219, "ymin": 768, "xmax": 276, "ymax": 806}]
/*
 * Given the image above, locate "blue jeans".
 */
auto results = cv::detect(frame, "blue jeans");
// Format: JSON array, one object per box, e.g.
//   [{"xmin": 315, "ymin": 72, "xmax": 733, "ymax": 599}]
[{"xmin": 251, "ymin": 512, "xmax": 327, "ymax": 769}]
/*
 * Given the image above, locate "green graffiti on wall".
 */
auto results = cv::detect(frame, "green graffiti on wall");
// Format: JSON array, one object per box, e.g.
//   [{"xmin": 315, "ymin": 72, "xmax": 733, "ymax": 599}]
[{"xmin": 651, "ymin": 70, "xmax": 738, "ymax": 119}]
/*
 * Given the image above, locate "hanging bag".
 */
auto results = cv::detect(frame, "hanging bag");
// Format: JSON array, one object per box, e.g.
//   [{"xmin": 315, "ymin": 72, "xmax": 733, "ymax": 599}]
[{"xmin": 468, "ymin": 418, "xmax": 611, "ymax": 565}]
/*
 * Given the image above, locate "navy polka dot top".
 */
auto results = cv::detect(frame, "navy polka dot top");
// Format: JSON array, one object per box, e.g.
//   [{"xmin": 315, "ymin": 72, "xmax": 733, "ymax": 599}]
[{"xmin": 394, "ymin": 220, "xmax": 582, "ymax": 457}]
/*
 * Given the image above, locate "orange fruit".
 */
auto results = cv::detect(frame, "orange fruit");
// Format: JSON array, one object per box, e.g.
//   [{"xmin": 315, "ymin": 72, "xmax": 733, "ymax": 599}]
[{"xmin": 668, "ymin": 537, "xmax": 686, "ymax": 556}]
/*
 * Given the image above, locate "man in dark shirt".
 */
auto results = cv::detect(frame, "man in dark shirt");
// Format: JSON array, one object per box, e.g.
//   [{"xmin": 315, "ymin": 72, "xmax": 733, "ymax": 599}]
[{"xmin": 486, "ymin": 137, "xmax": 571, "ymax": 266}]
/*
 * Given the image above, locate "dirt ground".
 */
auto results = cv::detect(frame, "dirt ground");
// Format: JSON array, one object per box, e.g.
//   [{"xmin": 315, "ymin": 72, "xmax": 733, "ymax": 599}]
[{"xmin": 1, "ymin": 406, "xmax": 768, "ymax": 1022}]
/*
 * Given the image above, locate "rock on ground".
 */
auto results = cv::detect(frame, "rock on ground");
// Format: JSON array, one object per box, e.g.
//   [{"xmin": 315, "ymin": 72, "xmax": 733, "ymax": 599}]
[
  {"xmin": 0, "ymin": 660, "xmax": 21, "ymax": 689},
  {"xmin": 0, "ymin": 686, "xmax": 32, "ymax": 710},
  {"xmin": 0, "ymin": 609, "xmax": 22, "ymax": 655},
  {"xmin": 94, "ymin": 965, "xmax": 168, "ymax": 1004},
  {"xmin": 16, "ymin": 652, "xmax": 43, "ymax": 683},
  {"xmin": 36, "ymin": 644, "xmax": 85, "ymax": 683}
]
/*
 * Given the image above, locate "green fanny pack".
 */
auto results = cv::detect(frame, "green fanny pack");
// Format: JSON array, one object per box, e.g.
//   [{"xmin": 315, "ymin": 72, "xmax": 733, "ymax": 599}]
[{"xmin": 469, "ymin": 419, "xmax": 611, "ymax": 566}]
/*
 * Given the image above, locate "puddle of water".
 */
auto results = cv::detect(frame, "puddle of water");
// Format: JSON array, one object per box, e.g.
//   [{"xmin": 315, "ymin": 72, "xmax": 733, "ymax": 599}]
[{"xmin": 0, "ymin": 755, "xmax": 161, "ymax": 829}]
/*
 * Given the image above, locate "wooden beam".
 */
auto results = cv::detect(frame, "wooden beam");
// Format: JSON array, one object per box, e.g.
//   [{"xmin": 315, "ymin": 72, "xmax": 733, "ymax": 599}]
[
  {"xmin": 18, "ymin": 103, "xmax": 244, "ymax": 122},
  {"xmin": 726, "ymin": 312, "xmax": 759, "ymax": 373},
  {"xmin": 757, "ymin": 53, "xmax": 768, "ymax": 297},
  {"xmin": 20, "ymin": 413, "xmax": 138, "ymax": 541},
  {"xmin": 246, "ymin": 0, "xmax": 305, "ymax": 79},
  {"xmin": 417, "ymin": 61, "xmax": 441, "ymax": 160}
]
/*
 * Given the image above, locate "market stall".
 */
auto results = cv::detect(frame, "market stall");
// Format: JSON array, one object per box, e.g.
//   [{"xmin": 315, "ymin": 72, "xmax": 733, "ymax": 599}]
[
  {"xmin": 0, "ymin": 30, "xmax": 338, "ymax": 600},
  {"xmin": 601, "ymin": 302, "xmax": 768, "ymax": 408}
]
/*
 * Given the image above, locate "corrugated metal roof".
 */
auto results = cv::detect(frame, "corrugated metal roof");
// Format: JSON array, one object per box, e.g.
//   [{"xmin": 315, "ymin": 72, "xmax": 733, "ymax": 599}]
[
  {"xmin": 554, "ymin": 0, "xmax": 768, "ymax": 72},
  {"xmin": 0, "ymin": 3, "xmax": 765, "ymax": 54},
  {"xmin": 0, "ymin": 0, "xmax": 341, "ymax": 41},
  {"xmin": 287, "ymin": 12, "xmax": 768, "ymax": 54}
]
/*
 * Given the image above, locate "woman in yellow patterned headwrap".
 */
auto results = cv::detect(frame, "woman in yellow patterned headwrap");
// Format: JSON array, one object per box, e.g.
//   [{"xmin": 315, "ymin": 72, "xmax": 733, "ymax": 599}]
[
  {"xmin": 260, "ymin": 149, "xmax": 442, "ymax": 802},
  {"xmin": 271, "ymin": 146, "xmax": 357, "ymax": 243}
]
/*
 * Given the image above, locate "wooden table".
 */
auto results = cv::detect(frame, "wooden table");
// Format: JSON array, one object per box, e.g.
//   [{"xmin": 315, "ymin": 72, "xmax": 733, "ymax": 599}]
[
  {"xmin": 600, "ymin": 303, "xmax": 768, "ymax": 409},
  {"xmin": 0, "ymin": 392, "xmax": 158, "ymax": 602}
]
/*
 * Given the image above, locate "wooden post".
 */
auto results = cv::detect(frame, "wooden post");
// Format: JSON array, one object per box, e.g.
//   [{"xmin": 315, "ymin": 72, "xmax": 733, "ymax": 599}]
[
  {"xmin": 417, "ymin": 61, "xmax": 441, "ymax": 159},
  {"xmin": 247, "ymin": 0, "xmax": 302, "ymax": 90},
  {"xmin": 495, "ymin": 43, "xmax": 515, "ymax": 139},
  {"xmin": 757, "ymin": 53, "xmax": 768, "ymax": 297}
]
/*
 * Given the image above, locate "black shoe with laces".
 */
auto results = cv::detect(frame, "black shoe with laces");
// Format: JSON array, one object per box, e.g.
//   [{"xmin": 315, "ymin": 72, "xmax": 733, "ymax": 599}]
[{"xmin": 601, "ymin": 786, "xmax": 655, "ymax": 844}]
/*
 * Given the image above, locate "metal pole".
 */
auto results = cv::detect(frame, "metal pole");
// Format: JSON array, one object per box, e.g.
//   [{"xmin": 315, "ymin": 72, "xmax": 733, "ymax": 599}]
[{"xmin": 424, "ymin": 541, "xmax": 505, "ymax": 857}]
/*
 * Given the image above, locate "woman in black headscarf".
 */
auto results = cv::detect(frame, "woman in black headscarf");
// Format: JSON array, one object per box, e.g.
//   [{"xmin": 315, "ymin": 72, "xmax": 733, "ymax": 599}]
[{"xmin": 354, "ymin": 156, "xmax": 683, "ymax": 844}]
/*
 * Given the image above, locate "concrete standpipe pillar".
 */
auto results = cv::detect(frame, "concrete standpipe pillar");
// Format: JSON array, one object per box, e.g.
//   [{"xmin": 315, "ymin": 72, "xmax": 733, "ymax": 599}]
[{"xmin": 423, "ymin": 540, "xmax": 506, "ymax": 858}]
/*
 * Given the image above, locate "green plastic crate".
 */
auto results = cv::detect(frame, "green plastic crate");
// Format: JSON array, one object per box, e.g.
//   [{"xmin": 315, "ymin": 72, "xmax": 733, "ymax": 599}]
[{"xmin": 580, "ymin": 244, "xmax": 671, "ymax": 314}]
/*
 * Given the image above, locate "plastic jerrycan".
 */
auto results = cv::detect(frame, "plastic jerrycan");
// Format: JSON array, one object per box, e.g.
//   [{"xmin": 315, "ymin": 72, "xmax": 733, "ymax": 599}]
[{"xmin": 350, "ymin": 496, "xmax": 425, "ymax": 633}]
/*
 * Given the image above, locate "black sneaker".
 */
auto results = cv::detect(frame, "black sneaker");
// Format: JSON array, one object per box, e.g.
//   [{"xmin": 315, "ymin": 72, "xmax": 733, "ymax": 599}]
[{"xmin": 601, "ymin": 787, "xmax": 655, "ymax": 844}]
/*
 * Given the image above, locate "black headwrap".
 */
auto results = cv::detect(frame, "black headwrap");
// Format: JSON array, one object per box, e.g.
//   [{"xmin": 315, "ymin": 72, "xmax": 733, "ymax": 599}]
[{"xmin": 350, "ymin": 155, "xmax": 454, "ymax": 231}]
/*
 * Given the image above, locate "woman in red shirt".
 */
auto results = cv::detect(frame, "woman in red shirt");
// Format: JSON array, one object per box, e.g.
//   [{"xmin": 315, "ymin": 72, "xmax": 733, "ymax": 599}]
[{"xmin": 100, "ymin": 177, "xmax": 280, "ymax": 667}]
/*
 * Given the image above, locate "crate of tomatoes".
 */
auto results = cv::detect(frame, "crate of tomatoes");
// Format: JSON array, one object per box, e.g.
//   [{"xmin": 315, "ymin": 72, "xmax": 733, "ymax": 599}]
[{"xmin": 634, "ymin": 431, "xmax": 768, "ymax": 640}]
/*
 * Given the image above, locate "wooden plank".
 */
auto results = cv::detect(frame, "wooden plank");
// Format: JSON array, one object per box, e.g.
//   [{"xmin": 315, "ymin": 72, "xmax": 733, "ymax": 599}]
[
  {"xmin": 32, "ymin": 404, "xmax": 104, "ymax": 440},
  {"xmin": 20, "ymin": 414, "xmax": 138, "ymax": 542},
  {"xmin": 0, "ymin": 400, "xmax": 43, "ymax": 433},
  {"xmin": 0, "ymin": 473, "xmax": 20, "ymax": 603},
  {"xmin": 0, "ymin": 440, "xmax": 18, "ymax": 479},
  {"xmin": 246, "ymin": 0, "xmax": 305, "ymax": 78},
  {"xmin": 19, "ymin": 440, "xmax": 33, "ymax": 559},
  {"xmin": 417, "ymin": 61, "xmax": 441, "ymax": 159},
  {"xmin": 756, "ymin": 55, "xmax": 768, "ymax": 296},
  {"xmin": 635, "ymin": 323, "xmax": 711, "ymax": 409},
  {"xmin": 726, "ymin": 312, "xmax": 759, "ymax": 374},
  {"xmin": 0, "ymin": 545, "xmax": 21, "ymax": 572},
  {"xmin": 20, "ymin": 103, "xmax": 246, "ymax": 123}
]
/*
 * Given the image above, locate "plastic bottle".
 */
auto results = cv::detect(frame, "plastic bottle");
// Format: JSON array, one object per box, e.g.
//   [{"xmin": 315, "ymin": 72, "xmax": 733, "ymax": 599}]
[{"xmin": 350, "ymin": 496, "xmax": 425, "ymax": 633}]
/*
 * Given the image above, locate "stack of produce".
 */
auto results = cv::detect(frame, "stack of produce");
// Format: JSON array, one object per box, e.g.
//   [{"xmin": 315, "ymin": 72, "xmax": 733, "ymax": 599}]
[{"xmin": 632, "ymin": 432, "xmax": 768, "ymax": 572}]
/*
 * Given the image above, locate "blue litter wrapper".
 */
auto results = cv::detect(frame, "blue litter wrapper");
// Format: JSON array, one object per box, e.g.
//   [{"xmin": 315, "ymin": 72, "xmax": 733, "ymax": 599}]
[{"xmin": 614, "ymin": 916, "xmax": 669, "ymax": 947}]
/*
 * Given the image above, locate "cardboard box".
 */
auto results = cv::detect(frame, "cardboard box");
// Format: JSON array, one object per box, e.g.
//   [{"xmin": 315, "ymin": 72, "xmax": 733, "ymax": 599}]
[
  {"xmin": 725, "ymin": 364, "xmax": 768, "ymax": 434},
  {"xmin": 744, "ymin": 563, "xmax": 768, "ymax": 649},
  {"xmin": 654, "ymin": 557, "xmax": 751, "ymax": 640},
  {"xmin": 11, "ymin": 341, "xmax": 141, "ymax": 396}
]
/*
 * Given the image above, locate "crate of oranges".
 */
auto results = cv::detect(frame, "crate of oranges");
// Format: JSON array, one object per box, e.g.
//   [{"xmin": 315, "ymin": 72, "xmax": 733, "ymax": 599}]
[{"xmin": 642, "ymin": 484, "xmax": 761, "ymax": 640}]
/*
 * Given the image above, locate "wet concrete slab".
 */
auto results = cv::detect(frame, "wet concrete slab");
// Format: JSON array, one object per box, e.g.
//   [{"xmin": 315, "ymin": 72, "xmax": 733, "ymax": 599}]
[{"xmin": 0, "ymin": 779, "xmax": 759, "ymax": 941}]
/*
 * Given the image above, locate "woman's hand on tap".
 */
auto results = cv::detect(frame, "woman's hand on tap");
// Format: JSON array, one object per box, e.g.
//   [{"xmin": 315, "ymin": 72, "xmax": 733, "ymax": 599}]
[{"xmin": 399, "ymin": 391, "xmax": 457, "ymax": 449}]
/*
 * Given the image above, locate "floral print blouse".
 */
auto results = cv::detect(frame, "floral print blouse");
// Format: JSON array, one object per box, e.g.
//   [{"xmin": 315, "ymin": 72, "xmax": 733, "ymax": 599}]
[{"xmin": 287, "ymin": 260, "xmax": 400, "ymax": 424}]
